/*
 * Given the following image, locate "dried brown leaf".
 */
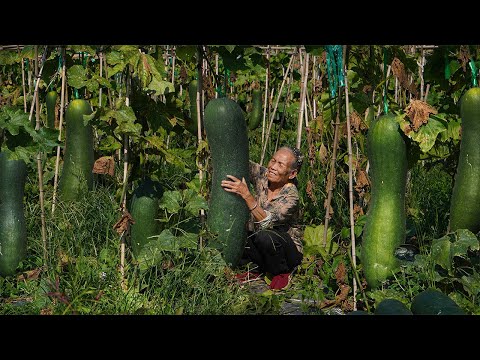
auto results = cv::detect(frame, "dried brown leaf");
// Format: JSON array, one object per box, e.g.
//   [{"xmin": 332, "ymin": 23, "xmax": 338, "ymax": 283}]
[
  {"xmin": 391, "ymin": 57, "xmax": 419, "ymax": 97},
  {"xmin": 353, "ymin": 204, "xmax": 364, "ymax": 220},
  {"xmin": 335, "ymin": 262, "xmax": 346, "ymax": 285},
  {"xmin": 350, "ymin": 110, "xmax": 362, "ymax": 133},
  {"xmin": 92, "ymin": 156, "xmax": 115, "ymax": 176},
  {"xmin": 17, "ymin": 267, "xmax": 43, "ymax": 282},
  {"xmin": 458, "ymin": 46, "xmax": 470, "ymax": 72},
  {"xmin": 306, "ymin": 180, "xmax": 317, "ymax": 203},
  {"xmin": 404, "ymin": 99, "xmax": 438, "ymax": 131},
  {"xmin": 354, "ymin": 169, "xmax": 369, "ymax": 192},
  {"xmin": 113, "ymin": 210, "xmax": 135, "ymax": 235},
  {"xmin": 319, "ymin": 142, "xmax": 328, "ymax": 164}
]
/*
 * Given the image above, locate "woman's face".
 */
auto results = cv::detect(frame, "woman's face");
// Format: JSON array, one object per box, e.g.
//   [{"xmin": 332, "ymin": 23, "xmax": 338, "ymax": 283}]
[{"xmin": 267, "ymin": 148, "xmax": 296, "ymax": 185}]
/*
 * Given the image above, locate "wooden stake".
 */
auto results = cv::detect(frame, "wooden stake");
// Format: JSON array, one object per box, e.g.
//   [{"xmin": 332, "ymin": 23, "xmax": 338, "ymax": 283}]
[
  {"xmin": 196, "ymin": 46, "xmax": 205, "ymax": 249},
  {"xmin": 343, "ymin": 46, "xmax": 358, "ymax": 310},
  {"xmin": 215, "ymin": 53, "xmax": 219, "ymax": 99},
  {"xmin": 32, "ymin": 45, "xmax": 48, "ymax": 263},
  {"xmin": 322, "ymin": 86, "xmax": 343, "ymax": 248},
  {"xmin": 261, "ymin": 46, "xmax": 270, "ymax": 147},
  {"xmin": 52, "ymin": 48, "xmax": 66, "ymax": 214},
  {"xmin": 171, "ymin": 46, "xmax": 176, "ymax": 84},
  {"xmin": 18, "ymin": 46, "xmax": 27, "ymax": 112},
  {"xmin": 260, "ymin": 54, "xmax": 295, "ymax": 165},
  {"xmin": 119, "ymin": 68, "xmax": 132, "ymax": 291},
  {"xmin": 296, "ymin": 51, "xmax": 309, "ymax": 149}
]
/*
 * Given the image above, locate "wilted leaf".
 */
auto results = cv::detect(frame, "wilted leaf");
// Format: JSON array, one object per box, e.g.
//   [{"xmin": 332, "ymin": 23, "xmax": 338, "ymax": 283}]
[{"xmin": 93, "ymin": 156, "xmax": 115, "ymax": 176}]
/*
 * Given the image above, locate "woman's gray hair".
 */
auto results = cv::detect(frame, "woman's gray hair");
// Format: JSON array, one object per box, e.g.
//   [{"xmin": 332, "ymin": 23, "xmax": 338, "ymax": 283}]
[{"xmin": 279, "ymin": 146, "xmax": 304, "ymax": 172}]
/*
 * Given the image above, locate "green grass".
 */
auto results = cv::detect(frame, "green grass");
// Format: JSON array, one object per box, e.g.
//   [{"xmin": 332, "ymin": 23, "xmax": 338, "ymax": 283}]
[{"xmin": 0, "ymin": 181, "xmax": 258, "ymax": 315}]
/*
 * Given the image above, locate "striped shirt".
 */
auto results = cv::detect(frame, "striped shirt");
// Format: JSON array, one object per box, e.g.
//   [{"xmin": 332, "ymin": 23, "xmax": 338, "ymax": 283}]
[{"xmin": 248, "ymin": 160, "xmax": 303, "ymax": 254}]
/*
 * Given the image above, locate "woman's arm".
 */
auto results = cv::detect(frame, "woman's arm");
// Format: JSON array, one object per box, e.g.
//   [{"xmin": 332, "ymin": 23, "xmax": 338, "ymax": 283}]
[{"xmin": 221, "ymin": 175, "xmax": 267, "ymax": 221}]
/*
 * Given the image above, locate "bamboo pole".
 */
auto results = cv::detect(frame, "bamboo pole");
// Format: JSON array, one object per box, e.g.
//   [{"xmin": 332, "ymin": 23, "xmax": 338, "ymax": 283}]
[
  {"xmin": 103, "ymin": 55, "xmax": 113, "ymax": 109},
  {"xmin": 99, "ymin": 52, "xmax": 103, "ymax": 107},
  {"xmin": 419, "ymin": 46, "xmax": 425, "ymax": 101},
  {"xmin": 312, "ymin": 56, "xmax": 317, "ymax": 119},
  {"xmin": 261, "ymin": 46, "xmax": 270, "ymax": 147},
  {"xmin": 119, "ymin": 68, "xmax": 131, "ymax": 291},
  {"xmin": 343, "ymin": 47, "xmax": 358, "ymax": 311},
  {"xmin": 196, "ymin": 45, "xmax": 205, "ymax": 249},
  {"xmin": 215, "ymin": 53, "xmax": 219, "ymax": 99},
  {"xmin": 52, "ymin": 48, "xmax": 66, "ymax": 214},
  {"xmin": 171, "ymin": 46, "xmax": 176, "ymax": 84},
  {"xmin": 32, "ymin": 45, "xmax": 48, "ymax": 263},
  {"xmin": 296, "ymin": 51, "xmax": 309, "ymax": 149},
  {"xmin": 322, "ymin": 87, "xmax": 343, "ymax": 247},
  {"xmin": 260, "ymin": 53, "xmax": 295, "ymax": 165},
  {"xmin": 19, "ymin": 46, "xmax": 27, "ymax": 113},
  {"xmin": 274, "ymin": 70, "xmax": 294, "ymax": 153}
]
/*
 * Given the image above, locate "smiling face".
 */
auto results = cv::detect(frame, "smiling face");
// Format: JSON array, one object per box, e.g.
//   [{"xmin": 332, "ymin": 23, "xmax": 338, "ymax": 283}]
[{"xmin": 266, "ymin": 148, "xmax": 297, "ymax": 187}]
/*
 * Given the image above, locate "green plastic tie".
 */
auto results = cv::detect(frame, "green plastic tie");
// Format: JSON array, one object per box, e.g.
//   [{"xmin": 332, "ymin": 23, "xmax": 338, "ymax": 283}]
[
  {"xmin": 74, "ymin": 88, "xmax": 79, "ymax": 99},
  {"xmin": 444, "ymin": 53, "xmax": 451, "ymax": 80},
  {"xmin": 24, "ymin": 58, "xmax": 29, "ymax": 71},
  {"xmin": 325, "ymin": 45, "xmax": 344, "ymax": 98},
  {"xmin": 383, "ymin": 48, "xmax": 389, "ymax": 115},
  {"xmin": 469, "ymin": 59, "xmax": 478, "ymax": 87}
]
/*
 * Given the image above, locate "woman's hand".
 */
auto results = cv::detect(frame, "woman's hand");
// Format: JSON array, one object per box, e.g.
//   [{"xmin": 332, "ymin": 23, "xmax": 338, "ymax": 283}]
[{"xmin": 221, "ymin": 175, "xmax": 250, "ymax": 199}]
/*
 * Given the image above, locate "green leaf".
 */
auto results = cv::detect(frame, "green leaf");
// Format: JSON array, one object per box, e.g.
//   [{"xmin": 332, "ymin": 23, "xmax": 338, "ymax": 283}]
[
  {"xmin": 145, "ymin": 53, "xmax": 165, "ymax": 80},
  {"xmin": 67, "ymin": 65, "xmax": 88, "ymax": 89},
  {"xmin": 159, "ymin": 190, "xmax": 182, "ymax": 214},
  {"xmin": 0, "ymin": 107, "xmax": 30, "ymax": 135},
  {"xmin": 452, "ymin": 229, "xmax": 480, "ymax": 257},
  {"xmin": 304, "ymin": 46, "xmax": 324, "ymax": 56},
  {"xmin": 147, "ymin": 77, "xmax": 175, "ymax": 95},
  {"xmin": 431, "ymin": 235, "xmax": 452, "ymax": 271},
  {"xmin": 69, "ymin": 46, "xmax": 96, "ymax": 56},
  {"xmin": 106, "ymin": 50, "xmax": 124, "ymax": 65},
  {"xmin": 98, "ymin": 135, "xmax": 122, "ymax": 152},
  {"xmin": 0, "ymin": 50, "xmax": 20, "ymax": 65},
  {"xmin": 439, "ymin": 118, "xmax": 461, "ymax": 142},
  {"xmin": 137, "ymin": 229, "xmax": 177, "ymax": 270},
  {"xmin": 409, "ymin": 117, "xmax": 447, "ymax": 153},
  {"xmin": 85, "ymin": 78, "xmax": 99, "ymax": 92},
  {"xmin": 184, "ymin": 191, "xmax": 208, "ymax": 216},
  {"xmin": 176, "ymin": 232, "xmax": 198, "ymax": 249},
  {"xmin": 175, "ymin": 46, "xmax": 197, "ymax": 62},
  {"xmin": 303, "ymin": 224, "xmax": 337, "ymax": 258},
  {"xmin": 460, "ymin": 271, "xmax": 480, "ymax": 297}
]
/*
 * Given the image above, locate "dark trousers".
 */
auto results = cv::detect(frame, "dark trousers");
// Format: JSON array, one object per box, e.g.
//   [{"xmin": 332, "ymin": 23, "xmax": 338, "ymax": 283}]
[{"xmin": 242, "ymin": 229, "xmax": 303, "ymax": 276}]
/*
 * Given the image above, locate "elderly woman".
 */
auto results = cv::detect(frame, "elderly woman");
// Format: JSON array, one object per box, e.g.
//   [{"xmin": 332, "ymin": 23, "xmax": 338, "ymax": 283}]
[{"xmin": 221, "ymin": 146, "xmax": 304, "ymax": 290}]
